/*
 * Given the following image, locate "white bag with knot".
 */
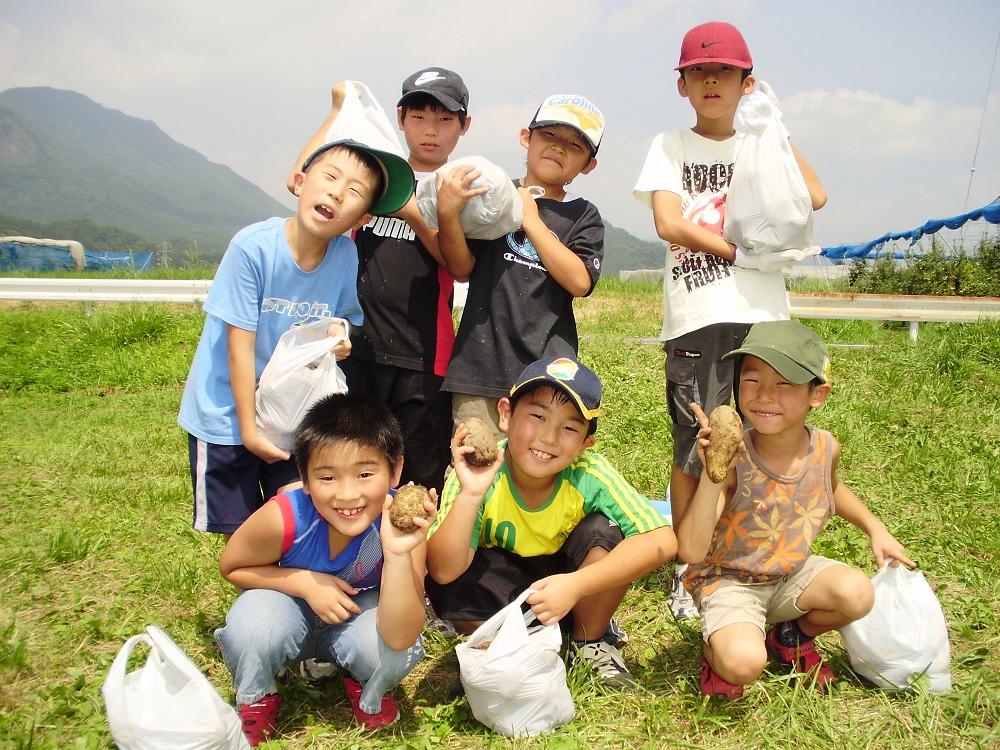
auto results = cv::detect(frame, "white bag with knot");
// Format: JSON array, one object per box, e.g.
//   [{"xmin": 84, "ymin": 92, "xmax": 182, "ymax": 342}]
[
  {"xmin": 725, "ymin": 80, "xmax": 816, "ymax": 261},
  {"xmin": 415, "ymin": 156, "xmax": 523, "ymax": 240},
  {"xmin": 324, "ymin": 80, "xmax": 407, "ymax": 159},
  {"xmin": 457, "ymin": 589, "xmax": 574, "ymax": 737},
  {"xmin": 255, "ymin": 318, "xmax": 349, "ymax": 452},
  {"xmin": 840, "ymin": 565, "xmax": 952, "ymax": 693},
  {"xmin": 102, "ymin": 625, "xmax": 249, "ymax": 750}
]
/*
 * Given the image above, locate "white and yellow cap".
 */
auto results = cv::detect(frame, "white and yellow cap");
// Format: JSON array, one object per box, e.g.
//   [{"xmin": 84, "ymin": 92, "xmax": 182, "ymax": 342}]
[{"xmin": 529, "ymin": 94, "xmax": 605, "ymax": 154}]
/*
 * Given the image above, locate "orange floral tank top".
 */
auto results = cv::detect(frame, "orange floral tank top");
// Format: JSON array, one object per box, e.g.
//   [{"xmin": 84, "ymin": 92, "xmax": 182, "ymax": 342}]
[{"xmin": 684, "ymin": 426, "xmax": 835, "ymax": 605}]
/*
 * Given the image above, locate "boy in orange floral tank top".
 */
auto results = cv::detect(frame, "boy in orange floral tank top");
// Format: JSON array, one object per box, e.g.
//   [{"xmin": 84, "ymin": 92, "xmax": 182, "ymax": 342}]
[{"xmin": 676, "ymin": 320, "xmax": 914, "ymax": 700}]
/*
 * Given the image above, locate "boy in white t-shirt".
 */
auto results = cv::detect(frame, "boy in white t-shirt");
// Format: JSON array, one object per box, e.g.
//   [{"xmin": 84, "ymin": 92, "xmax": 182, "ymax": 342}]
[{"xmin": 632, "ymin": 21, "xmax": 827, "ymax": 613}]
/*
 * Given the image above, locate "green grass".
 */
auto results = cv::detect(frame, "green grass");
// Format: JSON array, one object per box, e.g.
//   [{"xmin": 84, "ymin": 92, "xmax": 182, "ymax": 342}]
[{"xmin": 1, "ymin": 280, "xmax": 999, "ymax": 748}]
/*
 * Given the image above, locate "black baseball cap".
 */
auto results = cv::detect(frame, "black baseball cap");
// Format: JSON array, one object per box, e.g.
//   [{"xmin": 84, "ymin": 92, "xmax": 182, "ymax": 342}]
[{"xmin": 398, "ymin": 67, "xmax": 469, "ymax": 113}]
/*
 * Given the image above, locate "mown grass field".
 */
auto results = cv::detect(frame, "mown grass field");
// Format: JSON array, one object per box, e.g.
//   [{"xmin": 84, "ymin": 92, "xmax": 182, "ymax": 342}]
[{"xmin": 1, "ymin": 279, "xmax": 998, "ymax": 749}]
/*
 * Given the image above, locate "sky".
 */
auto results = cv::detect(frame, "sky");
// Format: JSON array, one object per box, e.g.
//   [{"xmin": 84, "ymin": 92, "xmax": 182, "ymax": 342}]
[{"xmin": 2, "ymin": 0, "xmax": 999, "ymax": 249}]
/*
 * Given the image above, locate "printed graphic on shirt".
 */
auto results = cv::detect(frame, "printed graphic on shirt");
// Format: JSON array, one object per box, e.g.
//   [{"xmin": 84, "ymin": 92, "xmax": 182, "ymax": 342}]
[
  {"xmin": 504, "ymin": 228, "xmax": 553, "ymax": 272},
  {"xmin": 668, "ymin": 166, "xmax": 735, "ymax": 294},
  {"xmin": 363, "ymin": 216, "xmax": 416, "ymax": 242},
  {"xmin": 260, "ymin": 298, "xmax": 338, "ymax": 318}
]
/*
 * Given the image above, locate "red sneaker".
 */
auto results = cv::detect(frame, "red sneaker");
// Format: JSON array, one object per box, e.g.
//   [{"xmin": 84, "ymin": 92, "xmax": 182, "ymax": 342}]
[
  {"xmin": 343, "ymin": 676, "xmax": 400, "ymax": 730},
  {"xmin": 238, "ymin": 693, "xmax": 281, "ymax": 747},
  {"xmin": 700, "ymin": 656, "xmax": 744, "ymax": 700},
  {"xmin": 765, "ymin": 624, "xmax": 835, "ymax": 689}
]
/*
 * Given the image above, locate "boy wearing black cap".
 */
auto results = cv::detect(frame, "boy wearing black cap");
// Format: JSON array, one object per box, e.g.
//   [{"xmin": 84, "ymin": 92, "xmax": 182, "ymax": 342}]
[
  {"xmin": 426, "ymin": 356, "xmax": 677, "ymax": 689},
  {"xmin": 632, "ymin": 21, "xmax": 828, "ymax": 617},
  {"xmin": 289, "ymin": 69, "xmax": 473, "ymax": 495},
  {"xmin": 678, "ymin": 320, "xmax": 914, "ymax": 699},
  {"xmin": 179, "ymin": 137, "xmax": 415, "ymax": 536},
  {"xmin": 437, "ymin": 95, "xmax": 607, "ymax": 444}
]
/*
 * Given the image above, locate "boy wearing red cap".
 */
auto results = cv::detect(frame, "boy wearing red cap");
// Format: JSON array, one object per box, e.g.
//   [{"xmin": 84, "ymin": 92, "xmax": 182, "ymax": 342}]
[{"xmin": 632, "ymin": 21, "xmax": 828, "ymax": 617}]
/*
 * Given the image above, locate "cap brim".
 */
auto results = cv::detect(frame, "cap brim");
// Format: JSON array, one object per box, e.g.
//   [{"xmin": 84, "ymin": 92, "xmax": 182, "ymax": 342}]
[
  {"xmin": 302, "ymin": 139, "xmax": 415, "ymax": 216},
  {"xmin": 529, "ymin": 119, "xmax": 600, "ymax": 153},
  {"xmin": 509, "ymin": 376, "xmax": 603, "ymax": 421},
  {"xmin": 397, "ymin": 89, "xmax": 466, "ymax": 112},
  {"xmin": 675, "ymin": 57, "xmax": 753, "ymax": 71},
  {"xmin": 722, "ymin": 346, "xmax": 816, "ymax": 384}
]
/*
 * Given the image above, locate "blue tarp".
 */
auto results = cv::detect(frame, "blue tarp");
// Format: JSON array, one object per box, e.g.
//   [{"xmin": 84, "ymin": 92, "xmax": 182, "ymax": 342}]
[
  {"xmin": 0, "ymin": 241, "xmax": 77, "ymax": 271},
  {"xmin": 821, "ymin": 199, "xmax": 1000, "ymax": 260}
]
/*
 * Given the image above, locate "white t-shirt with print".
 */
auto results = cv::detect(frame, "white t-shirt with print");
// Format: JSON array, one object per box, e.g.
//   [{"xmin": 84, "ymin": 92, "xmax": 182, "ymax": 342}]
[{"xmin": 633, "ymin": 129, "xmax": 789, "ymax": 341}]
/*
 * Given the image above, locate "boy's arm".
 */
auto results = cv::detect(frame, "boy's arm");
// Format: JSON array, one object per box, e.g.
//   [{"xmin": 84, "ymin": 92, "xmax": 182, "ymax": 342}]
[
  {"xmin": 830, "ymin": 441, "xmax": 915, "ymax": 569},
  {"xmin": 790, "ymin": 143, "xmax": 828, "ymax": 211},
  {"xmin": 377, "ymin": 494, "xmax": 436, "ymax": 651},
  {"xmin": 435, "ymin": 164, "xmax": 487, "ymax": 280},
  {"xmin": 286, "ymin": 82, "xmax": 347, "ymax": 194},
  {"xmin": 425, "ymin": 427, "xmax": 505, "ymax": 583},
  {"xmin": 519, "ymin": 189, "xmax": 594, "ymax": 297},
  {"xmin": 651, "ymin": 191, "xmax": 736, "ymax": 262},
  {"xmin": 527, "ymin": 526, "xmax": 676, "ymax": 625},
  {"xmin": 393, "ymin": 194, "xmax": 446, "ymax": 267},
  {"xmin": 676, "ymin": 402, "xmax": 737, "ymax": 563},
  {"xmin": 219, "ymin": 500, "xmax": 363, "ymax": 623},
  {"xmin": 227, "ymin": 325, "xmax": 290, "ymax": 463}
]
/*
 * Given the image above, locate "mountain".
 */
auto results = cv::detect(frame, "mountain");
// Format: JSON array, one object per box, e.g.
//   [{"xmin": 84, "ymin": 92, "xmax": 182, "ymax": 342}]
[
  {"xmin": 0, "ymin": 86, "xmax": 289, "ymax": 256},
  {"xmin": 601, "ymin": 220, "xmax": 664, "ymax": 275}
]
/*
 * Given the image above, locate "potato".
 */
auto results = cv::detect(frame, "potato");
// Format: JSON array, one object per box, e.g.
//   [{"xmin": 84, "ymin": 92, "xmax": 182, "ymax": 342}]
[
  {"xmin": 704, "ymin": 405, "xmax": 743, "ymax": 483},
  {"xmin": 389, "ymin": 484, "xmax": 432, "ymax": 532},
  {"xmin": 461, "ymin": 417, "xmax": 497, "ymax": 467}
]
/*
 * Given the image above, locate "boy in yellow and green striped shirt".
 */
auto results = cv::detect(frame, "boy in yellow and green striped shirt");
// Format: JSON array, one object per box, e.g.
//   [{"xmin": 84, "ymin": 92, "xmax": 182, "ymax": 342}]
[{"xmin": 426, "ymin": 356, "xmax": 677, "ymax": 689}]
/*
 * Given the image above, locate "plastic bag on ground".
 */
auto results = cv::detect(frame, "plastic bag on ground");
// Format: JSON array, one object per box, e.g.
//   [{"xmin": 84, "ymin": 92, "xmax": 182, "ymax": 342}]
[
  {"xmin": 416, "ymin": 156, "xmax": 523, "ymax": 240},
  {"xmin": 840, "ymin": 564, "xmax": 952, "ymax": 693},
  {"xmin": 102, "ymin": 625, "xmax": 249, "ymax": 750},
  {"xmin": 456, "ymin": 589, "xmax": 575, "ymax": 737},
  {"xmin": 255, "ymin": 318, "xmax": 349, "ymax": 452},
  {"xmin": 725, "ymin": 80, "xmax": 814, "ymax": 260}
]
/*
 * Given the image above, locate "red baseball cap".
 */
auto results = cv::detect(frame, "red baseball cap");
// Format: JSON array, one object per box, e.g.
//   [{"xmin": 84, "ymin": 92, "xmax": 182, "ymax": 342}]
[{"xmin": 676, "ymin": 21, "xmax": 753, "ymax": 71}]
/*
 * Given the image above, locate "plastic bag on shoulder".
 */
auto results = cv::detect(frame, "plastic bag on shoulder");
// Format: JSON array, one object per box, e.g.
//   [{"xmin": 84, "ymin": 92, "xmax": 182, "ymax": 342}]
[
  {"xmin": 255, "ymin": 318, "xmax": 349, "ymax": 452},
  {"xmin": 840, "ymin": 564, "xmax": 952, "ymax": 693},
  {"xmin": 456, "ymin": 589, "xmax": 574, "ymax": 737},
  {"xmin": 725, "ymin": 80, "xmax": 815, "ymax": 259},
  {"xmin": 102, "ymin": 625, "xmax": 249, "ymax": 750},
  {"xmin": 415, "ymin": 156, "xmax": 523, "ymax": 240},
  {"xmin": 324, "ymin": 80, "xmax": 407, "ymax": 159}
]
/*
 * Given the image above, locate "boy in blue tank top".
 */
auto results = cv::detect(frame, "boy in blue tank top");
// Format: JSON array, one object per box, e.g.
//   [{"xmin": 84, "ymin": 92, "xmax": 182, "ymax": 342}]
[{"xmin": 215, "ymin": 393, "xmax": 435, "ymax": 745}]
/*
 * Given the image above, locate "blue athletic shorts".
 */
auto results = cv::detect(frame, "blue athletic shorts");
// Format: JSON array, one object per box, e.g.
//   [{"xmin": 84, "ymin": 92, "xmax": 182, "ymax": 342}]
[{"xmin": 187, "ymin": 434, "xmax": 301, "ymax": 534}]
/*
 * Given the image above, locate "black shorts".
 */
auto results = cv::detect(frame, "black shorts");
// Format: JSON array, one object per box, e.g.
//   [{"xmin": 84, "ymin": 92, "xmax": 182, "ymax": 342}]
[
  {"xmin": 664, "ymin": 322, "xmax": 752, "ymax": 477},
  {"xmin": 426, "ymin": 513, "xmax": 624, "ymax": 623},
  {"xmin": 341, "ymin": 358, "xmax": 452, "ymax": 494}
]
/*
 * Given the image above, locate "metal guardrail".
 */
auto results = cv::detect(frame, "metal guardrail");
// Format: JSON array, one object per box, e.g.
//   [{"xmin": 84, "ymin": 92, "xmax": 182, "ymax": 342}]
[{"xmin": 2, "ymin": 279, "xmax": 998, "ymax": 341}]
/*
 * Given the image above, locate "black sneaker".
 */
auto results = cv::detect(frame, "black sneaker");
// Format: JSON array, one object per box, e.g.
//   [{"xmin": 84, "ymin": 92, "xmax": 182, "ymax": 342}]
[
  {"xmin": 573, "ymin": 640, "xmax": 637, "ymax": 690},
  {"xmin": 602, "ymin": 617, "xmax": 629, "ymax": 647}
]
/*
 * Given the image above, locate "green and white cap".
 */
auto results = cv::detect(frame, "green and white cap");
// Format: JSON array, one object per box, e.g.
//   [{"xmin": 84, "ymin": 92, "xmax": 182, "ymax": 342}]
[{"xmin": 722, "ymin": 320, "xmax": 831, "ymax": 384}]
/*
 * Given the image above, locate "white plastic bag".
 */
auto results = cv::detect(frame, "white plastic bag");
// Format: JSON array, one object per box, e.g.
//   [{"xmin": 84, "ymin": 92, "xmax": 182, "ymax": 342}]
[
  {"xmin": 725, "ymin": 80, "xmax": 814, "ymax": 259},
  {"xmin": 456, "ymin": 589, "xmax": 574, "ymax": 737},
  {"xmin": 840, "ymin": 565, "xmax": 952, "ymax": 693},
  {"xmin": 102, "ymin": 625, "xmax": 248, "ymax": 750},
  {"xmin": 255, "ymin": 318, "xmax": 349, "ymax": 452},
  {"xmin": 324, "ymin": 80, "xmax": 407, "ymax": 159},
  {"xmin": 415, "ymin": 156, "xmax": 523, "ymax": 240}
]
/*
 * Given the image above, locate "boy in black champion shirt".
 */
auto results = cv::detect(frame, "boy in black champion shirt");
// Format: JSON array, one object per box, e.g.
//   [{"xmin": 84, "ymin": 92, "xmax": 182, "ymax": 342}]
[
  {"xmin": 436, "ymin": 94, "xmax": 606, "ymax": 442},
  {"xmin": 290, "ymin": 69, "xmax": 473, "ymax": 494}
]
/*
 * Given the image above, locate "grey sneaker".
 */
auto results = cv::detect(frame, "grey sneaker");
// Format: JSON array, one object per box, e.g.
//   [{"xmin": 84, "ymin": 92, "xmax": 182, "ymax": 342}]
[
  {"xmin": 574, "ymin": 640, "xmax": 637, "ymax": 690},
  {"xmin": 602, "ymin": 617, "xmax": 628, "ymax": 647},
  {"xmin": 424, "ymin": 596, "xmax": 458, "ymax": 638},
  {"xmin": 297, "ymin": 658, "xmax": 337, "ymax": 683},
  {"xmin": 669, "ymin": 564, "xmax": 699, "ymax": 620}
]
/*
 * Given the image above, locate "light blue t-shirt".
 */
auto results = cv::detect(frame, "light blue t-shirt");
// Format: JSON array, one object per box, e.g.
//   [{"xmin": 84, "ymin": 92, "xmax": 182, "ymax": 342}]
[{"xmin": 177, "ymin": 217, "xmax": 363, "ymax": 444}]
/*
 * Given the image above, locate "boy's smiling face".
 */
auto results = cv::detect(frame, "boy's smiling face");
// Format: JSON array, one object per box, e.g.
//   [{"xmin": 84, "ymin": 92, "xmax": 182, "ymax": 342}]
[
  {"xmin": 292, "ymin": 147, "xmax": 378, "ymax": 241},
  {"xmin": 678, "ymin": 63, "xmax": 754, "ymax": 122},
  {"xmin": 499, "ymin": 386, "xmax": 595, "ymax": 488},
  {"xmin": 397, "ymin": 104, "xmax": 470, "ymax": 172},
  {"xmin": 301, "ymin": 439, "xmax": 401, "ymax": 539},
  {"xmin": 737, "ymin": 355, "xmax": 831, "ymax": 437},
  {"xmin": 520, "ymin": 124, "xmax": 596, "ymax": 191}
]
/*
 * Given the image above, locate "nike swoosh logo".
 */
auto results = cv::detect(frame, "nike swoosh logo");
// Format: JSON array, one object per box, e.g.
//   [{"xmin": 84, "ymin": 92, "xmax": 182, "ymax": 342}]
[{"xmin": 701, "ymin": 41, "xmax": 720, "ymax": 48}]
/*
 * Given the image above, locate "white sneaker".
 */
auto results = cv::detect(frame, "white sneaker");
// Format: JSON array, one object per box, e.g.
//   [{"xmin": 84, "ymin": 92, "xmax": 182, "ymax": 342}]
[
  {"xmin": 669, "ymin": 564, "xmax": 699, "ymax": 620},
  {"xmin": 573, "ymin": 640, "xmax": 637, "ymax": 690}
]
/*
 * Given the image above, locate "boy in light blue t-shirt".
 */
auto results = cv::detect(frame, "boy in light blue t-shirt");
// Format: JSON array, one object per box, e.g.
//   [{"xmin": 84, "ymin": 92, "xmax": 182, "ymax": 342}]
[{"xmin": 178, "ymin": 137, "xmax": 414, "ymax": 534}]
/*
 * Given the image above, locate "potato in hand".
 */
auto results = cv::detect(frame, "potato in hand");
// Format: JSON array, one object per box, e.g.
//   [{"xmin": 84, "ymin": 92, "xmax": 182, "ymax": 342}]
[{"xmin": 705, "ymin": 405, "xmax": 743, "ymax": 483}]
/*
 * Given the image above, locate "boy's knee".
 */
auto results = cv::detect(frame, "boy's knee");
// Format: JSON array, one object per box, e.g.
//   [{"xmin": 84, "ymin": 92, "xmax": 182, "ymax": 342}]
[
  {"xmin": 833, "ymin": 568, "xmax": 875, "ymax": 621},
  {"xmin": 711, "ymin": 639, "xmax": 767, "ymax": 685}
]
